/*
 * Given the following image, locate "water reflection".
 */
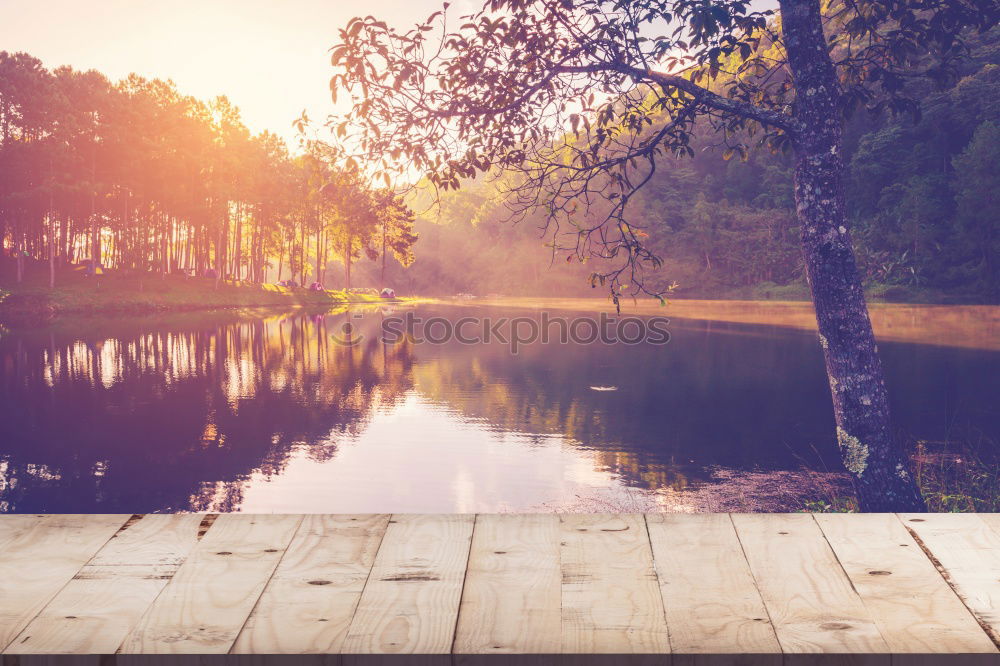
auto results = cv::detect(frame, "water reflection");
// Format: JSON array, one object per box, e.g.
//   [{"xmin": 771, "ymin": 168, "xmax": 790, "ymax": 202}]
[{"xmin": 0, "ymin": 303, "xmax": 996, "ymax": 512}]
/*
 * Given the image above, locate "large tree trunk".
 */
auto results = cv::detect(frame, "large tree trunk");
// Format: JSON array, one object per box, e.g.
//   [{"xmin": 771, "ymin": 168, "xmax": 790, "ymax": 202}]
[{"xmin": 780, "ymin": 0, "xmax": 925, "ymax": 511}]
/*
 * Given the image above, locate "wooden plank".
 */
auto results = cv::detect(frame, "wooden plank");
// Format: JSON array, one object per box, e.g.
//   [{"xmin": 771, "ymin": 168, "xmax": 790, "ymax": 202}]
[
  {"xmin": 9, "ymin": 514, "xmax": 206, "ymax": 654},
  {"xmin": 1, "ymin": 513, "xmax": 997, "ymax": 660},
  {"xmin": 980, "ymin": 514, "xmax": 1000, "ymax": 537},
  {"xmin": 0, "ymin": 514, "xmax": 129, "ymax": 653},
  {"xmin": 646, "ymin": 513, "xmax": 780, "ymax": 663},
  {"xmin": 119, "ymin": 514, "xmax": 302, "ymax": 654},
  {"xmin": 815, "ymin": 513, "xmax": 997, "ymax": 655},
  {"xmin": 453, "ymin": 514, "xmax": 561, "ymax": 654},
  {"xmin": 119, "ymin": 658, "xmax": 340, "ymax": 666},
  {"xmin": 232, "ymin": 515, "xmax": 390, "ymax": 654},
  {"xmin": 85, "ymin": 514, "xmax": 209, "ymax": 568},
  {"xmin": 902, "ymin": 513, "xmax": 1000, "ymax": 644},
  {"xmin": 0, "ymin": 515, "xmax": 50, "ymax": 546},
  {"xmin": 341, "ymin": 514, "xmax": 475, "ymax": 654},
  {"xmin": 559, "ymin": 513, "xmax": 670, "ymax": 654},
  {"xmin": 731, "ymin": 513, "xmax": 890, "ymax": 658}
]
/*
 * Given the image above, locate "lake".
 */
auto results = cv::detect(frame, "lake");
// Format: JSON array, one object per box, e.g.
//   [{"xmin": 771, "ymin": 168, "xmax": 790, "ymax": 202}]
[{"xmin": 1, "ymin": 299, "xmax": 997, "ymax": 513}]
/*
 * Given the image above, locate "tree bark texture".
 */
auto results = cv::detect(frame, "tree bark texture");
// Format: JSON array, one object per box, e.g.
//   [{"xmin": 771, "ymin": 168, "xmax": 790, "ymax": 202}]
[{"xmin": 780, "ymin": 0, "xmax": 925, "ymax": 511}]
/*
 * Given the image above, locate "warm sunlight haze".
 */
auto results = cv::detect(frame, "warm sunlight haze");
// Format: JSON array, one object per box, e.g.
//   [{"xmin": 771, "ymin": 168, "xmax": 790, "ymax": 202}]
[
  {"xmin": 1, "ymin": 0, "xmax": 999, "ymax": 658},
  {"xmin": 0, "ymin": 0, "xmax": 478, "ymax": 147}
]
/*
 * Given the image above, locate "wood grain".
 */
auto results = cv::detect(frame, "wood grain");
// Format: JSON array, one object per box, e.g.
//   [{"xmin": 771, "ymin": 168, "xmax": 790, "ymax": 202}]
[
  {"xmin": 559, "ymin": 514, "xmax": 670, "ymax": 654},
  {"xmin": 731, "ymin": 513, "xmax": 890, "ymax": 658},
  {"xmin": 902, "ymin": 512, "xmax": 1000, "ymax": 644},
  {"xmin": 0, "ymin": 513, "xmax": 997, "ymax": 659},
  {"xmin": 0, "ymin": 514, "xmax": 129, "ymax": 653},
  {"xmin": 0, "ymin": 515, "xmax": 50, "ymax": 546},
  {"xmin": 119, "ymin": 514, "xmax": 302, "ymax": 654},
  {"xmin": 453, "ymin": 514, "xmax": 561, "ymax": 654},
  {"xmin": 646, "ymin": 513, "xmax": 780, "ymax": 663},
  {"xmin": 232, "ymin": 515, "xmax": 389, "ymax": 654},
  {"xmin": 341, "ymin": 514, "xmax": 475, "ymax": 654},
  {"xmin": 816, "ymin": 513, "xmax": 997, "ymax": 655},
  {"xmin": 981, "ymin": 513, "xmax": 1000, "ymax": 538},
  {"xmin": 10, "ymin": 514, "xmax": 205, "ymax": 654}
]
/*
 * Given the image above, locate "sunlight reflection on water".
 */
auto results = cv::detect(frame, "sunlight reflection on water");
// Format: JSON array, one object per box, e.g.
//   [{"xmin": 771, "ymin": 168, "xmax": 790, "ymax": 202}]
[{"xmin": 0, "ymin": 300, "xmax": 996, "ymax": 512}]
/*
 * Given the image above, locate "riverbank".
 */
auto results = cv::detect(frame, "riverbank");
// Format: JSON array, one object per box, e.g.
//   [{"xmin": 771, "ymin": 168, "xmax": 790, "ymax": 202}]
[
  {"xmin": 447, "ymin": 296, "xmax": 1000, "ymax": 351},
  {"xmin": 0, "ymin": 273, "xmax": 389, "ymax": 322},
  {"xmin": 695, "ymin": 279, "xmax": 990, "ymax": 304},
  {"xmin": 555, "ymin": 438, "xmax": 1000, "ymax": 514}
]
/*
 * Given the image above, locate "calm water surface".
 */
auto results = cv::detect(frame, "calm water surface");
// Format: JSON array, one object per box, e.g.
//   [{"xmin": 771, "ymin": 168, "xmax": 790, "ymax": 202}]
[{"xmin": 1, "ymin": 300, "xmax": 997, "ymax": 512}]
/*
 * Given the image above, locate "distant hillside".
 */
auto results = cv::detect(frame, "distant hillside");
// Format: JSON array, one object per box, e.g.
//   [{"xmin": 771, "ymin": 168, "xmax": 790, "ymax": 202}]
[{"xmin": 367, "ymin": 27, "xmax": 999, "ymax": 304}]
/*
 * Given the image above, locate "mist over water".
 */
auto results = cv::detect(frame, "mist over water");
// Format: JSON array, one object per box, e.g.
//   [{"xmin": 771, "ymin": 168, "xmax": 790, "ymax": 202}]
[{"xmin": 0, "ymin": 301, "xmax": 996, "ymax": 513}]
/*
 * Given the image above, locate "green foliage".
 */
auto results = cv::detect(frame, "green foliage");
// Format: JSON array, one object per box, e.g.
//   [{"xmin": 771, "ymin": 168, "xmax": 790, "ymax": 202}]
[
  {"xmin": 330, "ymin": 0, "xmax": 996, "ymax": 300},
  {"xmin": 848, "ymin": 37, "xmax": 1000, "ymax": 302},
  {"xmin": 913, "ymin": 437, "xmax": 1000, "ymax": 512},
  {"xmin": 951, "ymin": 120, "xmax": 1000, "ymax": 300},
  {"xmin": 0, "ymin": 270, "xmax": 385, "ymax": 319},
  {"xmin": 803, "ymin": 498, "xmax": 858, "ymax": 513},
  {"xmin": 378, "ymin": 27, "xmax": 1000, "ymax": 303},
  {"xmin": 803, "ymin": 434, "xmax": 1000, "ymax": 513}
]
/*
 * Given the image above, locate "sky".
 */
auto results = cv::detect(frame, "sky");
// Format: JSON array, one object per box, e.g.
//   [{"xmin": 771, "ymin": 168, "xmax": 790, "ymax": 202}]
[
  {"xmin": 0, "ymin": 0, "xmax": 778, "ymax": 151},
  {"xmin": 0, "ymin": 0, "xmax": 474, "ymax": 147}
]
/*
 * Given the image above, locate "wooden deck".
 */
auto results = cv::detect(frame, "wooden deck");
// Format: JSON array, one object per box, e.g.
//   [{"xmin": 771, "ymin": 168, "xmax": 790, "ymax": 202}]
[{"xmin": 0, "ymin": 514, "xmax": 998, "ymax": 661}]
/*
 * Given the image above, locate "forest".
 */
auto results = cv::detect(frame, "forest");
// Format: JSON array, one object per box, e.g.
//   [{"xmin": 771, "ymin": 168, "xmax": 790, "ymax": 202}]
[
  {"xmin": 385, "ymin": 25, "xmax": 1000, "ymax": 303},
  {"xmin": 0, "ymin": 0, "xmax": 996, "ymax": 520},
  {"xmin": 2, "ymin": 29, "xmax": 997, "ymax": 304},
  {"xmin": 0, "ymin": 54, "xmax": 416, "ymax": 291},
  {"xmin": 321, "ymin": 0, "xmax": 995, "ymax": 513}
]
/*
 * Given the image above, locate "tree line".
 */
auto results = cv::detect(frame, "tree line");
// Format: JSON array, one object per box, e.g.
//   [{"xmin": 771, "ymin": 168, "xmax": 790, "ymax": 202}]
[
  {"xmin": 385, "ymin": 26, "xmax": 999, "ymax": 305},
  {"xmin": 330, "ymin": 0, "xmax": 995, "ymax": 510},
  {"xmin": 0, "ymin": 52, "xmax": 417, "ymax": 289}
]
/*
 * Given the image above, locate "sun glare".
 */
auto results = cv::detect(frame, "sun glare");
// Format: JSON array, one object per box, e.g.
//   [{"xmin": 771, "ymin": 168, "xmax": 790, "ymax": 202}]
[{"xmin": 0, "ymin": 0, "xmax": 447, "ymax": 147}]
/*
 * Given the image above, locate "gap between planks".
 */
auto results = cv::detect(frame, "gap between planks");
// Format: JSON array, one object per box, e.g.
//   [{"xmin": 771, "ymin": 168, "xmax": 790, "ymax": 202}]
[
  {"xmin": 0, "ymin": 514, "xmax": 133, "ymax": 653},
  {"xmin": 1, "ymin": 513, "xmax": 998, "ymax": 658}
]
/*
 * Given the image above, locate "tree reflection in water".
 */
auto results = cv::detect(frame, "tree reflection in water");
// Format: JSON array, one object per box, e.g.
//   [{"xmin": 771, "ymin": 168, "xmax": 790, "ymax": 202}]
[
  {"xmin": 1, "ymin": 308, "xmax": 416, "ymax": 512},
  {"xmin": 0, "ymin": 303, "xmax": 996, "ymax": 512}
]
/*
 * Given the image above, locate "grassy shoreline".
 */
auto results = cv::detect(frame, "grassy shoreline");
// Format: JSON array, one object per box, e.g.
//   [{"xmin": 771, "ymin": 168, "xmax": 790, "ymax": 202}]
[{"xmin": 0, "ymin": 273, "xmax": 391, "ymax": 322}]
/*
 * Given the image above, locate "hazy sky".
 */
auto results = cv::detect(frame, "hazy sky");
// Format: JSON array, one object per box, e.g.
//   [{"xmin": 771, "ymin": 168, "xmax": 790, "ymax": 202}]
[
  {"xmin": 0, "ymin": 0, "xmax": 473, "ymax": 147},
  {"xmin": 1, "ymin": 0, "xmax": 778, "ymax": 149}
]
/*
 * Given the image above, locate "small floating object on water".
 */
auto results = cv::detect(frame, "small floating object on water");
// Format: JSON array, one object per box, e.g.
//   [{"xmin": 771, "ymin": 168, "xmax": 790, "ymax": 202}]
[{"xmin": 589, "ymin": 385, "xmax": 618, "ymax": 391}]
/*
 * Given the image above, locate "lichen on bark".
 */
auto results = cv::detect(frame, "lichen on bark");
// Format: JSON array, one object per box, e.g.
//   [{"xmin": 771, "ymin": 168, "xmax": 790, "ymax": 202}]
[{"xmin": 837, "ymin": 426, "xmax": 870, "ymax": 476}]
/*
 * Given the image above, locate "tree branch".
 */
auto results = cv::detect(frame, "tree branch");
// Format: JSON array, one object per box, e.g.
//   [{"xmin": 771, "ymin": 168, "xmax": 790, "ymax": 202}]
[{"xmin": 554, "ymin": 61, "xmax": 801, "ymax": 135}]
